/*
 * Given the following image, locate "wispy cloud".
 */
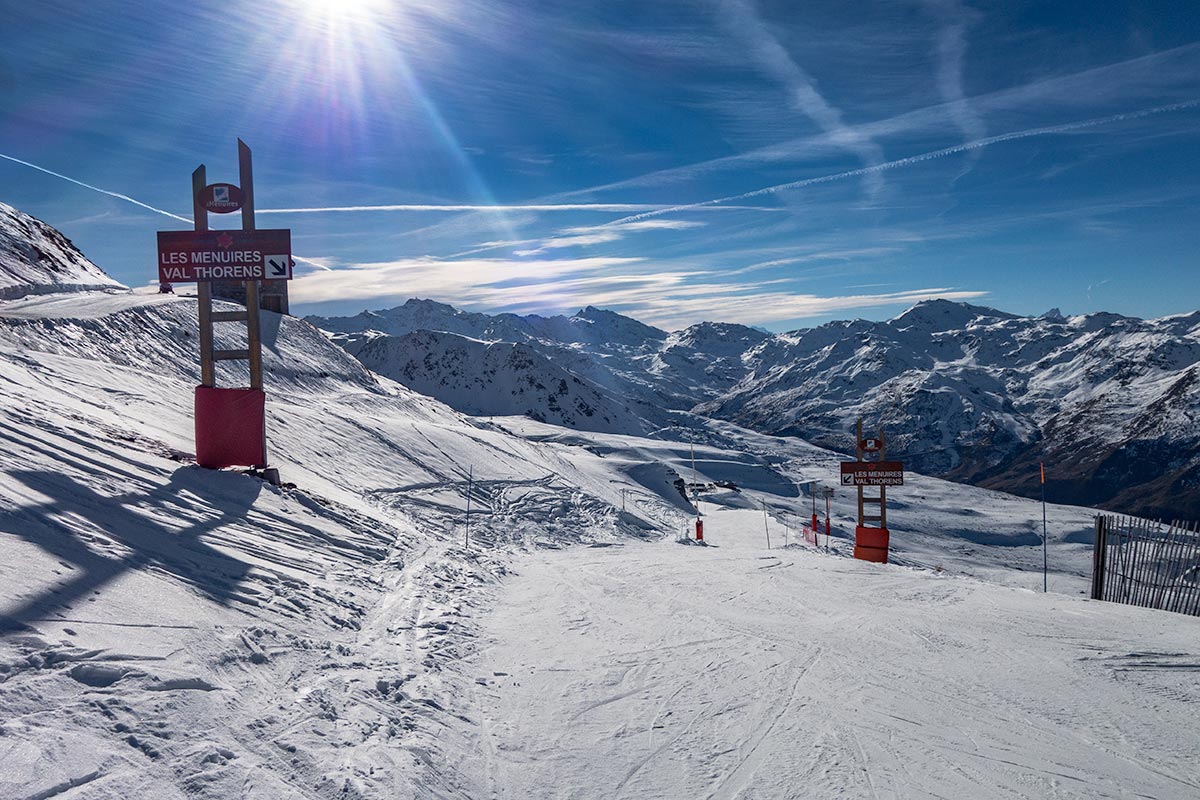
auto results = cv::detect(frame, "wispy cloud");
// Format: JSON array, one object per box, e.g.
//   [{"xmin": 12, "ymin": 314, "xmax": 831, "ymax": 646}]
[
  {"xmin": 922, "ymin": 0, "xmax": 986, "ymax": 176},
  {"xmin": 291, "ymin": 252, "xmax": 985, "ymax": 330},
  {"xmin": 513, "ymin": 219, "xmax": 706, "ymax": 256},
  {"xmin": 448, "ymin": 219, "xmax": 708, "ymax": 258},
  {"xmin": 713, "ymin": 0, "xmax": 886, "ymax": 196},
  {"xmin": 629, "ymin": 287, "xmax": 989, "ymax": 330},
  {"xmin": 291, "ymin": 255, "xmax": 648, "ymax": 307},
  {"xmin": 723, "ymin": 247, "xmax": 902, "ymax": 276},
  {"xmin": 607, "ymin": 100, "xmax": 1200, "ymax": 225},
  {"xmin": 557, "ymin": 42, "xmax": 1200, "ymax": 199}
]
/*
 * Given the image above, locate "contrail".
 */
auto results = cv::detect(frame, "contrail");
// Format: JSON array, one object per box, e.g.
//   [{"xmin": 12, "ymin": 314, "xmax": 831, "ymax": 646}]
[
  {"xmin": 609, "ymin": 100, "xmax": 1200, "ymax": 225},
  {"xmin": 254, "ymin": 203, "xmax": 786, "ymax": 215},
  {"xmin": 0, "ymin": 152, "xmax": 341, "ymax": 270},
  {"xmin": 0, "ymin": 149, "xmax": 773, "ymax": 225},
  {"xmin": 258, "ymin": 203, "xmax": 676, "ymax": 214},
  {"xmin": 715, "ymin": 0, "xmax": 886, "ymax": 196},
  {"xmin": 0, "ymin": 152, "xmax": 191, "ymax": 223}
]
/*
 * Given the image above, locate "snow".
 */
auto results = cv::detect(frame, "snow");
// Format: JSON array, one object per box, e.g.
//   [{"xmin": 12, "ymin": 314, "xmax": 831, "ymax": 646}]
[
  {"xmin": 2, "ymin": 210, "xmax": 1199, "ymax": 798},
  {"xmin": 467, "ymin": 506, "xmax": 1200, "ymax": 799},
  {"xmin": 311, "ymin": 297, "xmax": 1200, "ymax": 519},
  {"xmin": 1, "ymin": 289, "xmax": 1197, "ymax": 796},
  {"xmin": 0, "ymin": 202, "xmax": 125, "ymax": 300},
  {"xmin": 334, "ymin": 328, "xmax": 657, "ymax": 434}
]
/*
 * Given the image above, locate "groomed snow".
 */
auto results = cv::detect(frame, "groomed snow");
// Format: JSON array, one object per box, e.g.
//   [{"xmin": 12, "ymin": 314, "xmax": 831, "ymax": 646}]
[
  {"xmin": 2, "ymin": 289, "xmax": 1198, "ymax": 799},
  {"xmin": 465, "ymin": 505, "xmax": 1200, "ymax": 799}
]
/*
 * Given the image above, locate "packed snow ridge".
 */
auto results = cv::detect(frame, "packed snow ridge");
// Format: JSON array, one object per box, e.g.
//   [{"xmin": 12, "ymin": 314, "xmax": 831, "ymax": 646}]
[{"xmin": 310, "ymin": 297, "xmax": 1200, "ymax": 520}]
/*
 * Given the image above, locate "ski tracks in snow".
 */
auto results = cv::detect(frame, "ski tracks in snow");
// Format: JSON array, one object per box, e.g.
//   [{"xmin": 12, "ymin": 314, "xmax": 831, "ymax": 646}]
[{"xmin": 465, "ymin": 506, "xmax": 1200, "ymax": 799}]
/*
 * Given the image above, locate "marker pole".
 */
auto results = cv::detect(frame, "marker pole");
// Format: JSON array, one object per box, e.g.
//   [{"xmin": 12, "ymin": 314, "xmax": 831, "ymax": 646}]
[
  {"xmin": 465, "ymin": 464, "xmax": 473, "ymax": 549},
  {"xmin": 691, "ymin": 443, "xmax": 702, "ymax": 540},
  {"xmin": 762, "ymin": 501, "xmax": 771, "ymax": 550},
  {"xmin": 1041, "ymin": 462, "xmax": 1048, "ymax": 593},
  {"xmin": 825, "ymin": 490, "xmax": 832, "ymax": 549}
]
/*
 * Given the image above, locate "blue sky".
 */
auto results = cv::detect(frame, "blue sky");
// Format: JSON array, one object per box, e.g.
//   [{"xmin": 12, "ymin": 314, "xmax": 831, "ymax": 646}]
[{"xmin": 1, "ymin": 0, "xmax": 1198, "ymax": 330}]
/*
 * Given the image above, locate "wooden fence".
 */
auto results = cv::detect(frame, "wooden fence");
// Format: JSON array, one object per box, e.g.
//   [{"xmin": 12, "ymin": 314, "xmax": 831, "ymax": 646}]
[{"xmin": 1091, "ymin": 515, "xmax": 1200, "ymax": 616}]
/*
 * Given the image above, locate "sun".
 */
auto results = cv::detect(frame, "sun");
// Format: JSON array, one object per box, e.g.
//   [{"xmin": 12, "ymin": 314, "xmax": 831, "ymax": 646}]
[
  {"xmin": 298, "ymin": 0, "xmax": 384, "ymax": 13},
  {"xmin": 292, "ymin": 0, "xmax": 389, "ymax": 26}
]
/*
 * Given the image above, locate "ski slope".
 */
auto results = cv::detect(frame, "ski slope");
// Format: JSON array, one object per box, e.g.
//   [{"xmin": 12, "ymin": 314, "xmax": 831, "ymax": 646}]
[
  {"xmin": 465, "ymin": 505, "xmax": 1200, "ymax": 800},
  {"xmin": 0, "ymin": 289, "xmax": 662, "ymax": 799},
  {"xmin": 2, "ymin": 286, "xmax": 1198, "ymax": 799}
]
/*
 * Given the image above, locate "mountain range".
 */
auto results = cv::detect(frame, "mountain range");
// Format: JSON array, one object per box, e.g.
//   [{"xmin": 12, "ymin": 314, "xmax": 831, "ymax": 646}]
[
  {"xmin": 0, "ymin": 196, "xmax": 1193, "ymax": 520},
  {"xmin": 309, "ymin": 297, "xmax": 1200, "ymax": 520}
]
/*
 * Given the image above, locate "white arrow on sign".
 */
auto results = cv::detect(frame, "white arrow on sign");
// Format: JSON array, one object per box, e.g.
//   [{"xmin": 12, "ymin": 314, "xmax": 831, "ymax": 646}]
[{"xmin": 265, "ymin": 254, "xmax": 290, "ymax": 279}]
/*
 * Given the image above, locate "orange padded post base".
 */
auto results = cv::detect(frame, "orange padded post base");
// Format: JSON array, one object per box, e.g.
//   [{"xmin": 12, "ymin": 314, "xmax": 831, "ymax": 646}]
[{"xmin": 854, "ymin": 525, "xmax": 889, "ymax": 563}]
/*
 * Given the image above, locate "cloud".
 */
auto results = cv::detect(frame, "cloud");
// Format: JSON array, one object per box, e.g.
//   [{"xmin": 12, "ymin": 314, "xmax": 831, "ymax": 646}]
[
  {"xmin": 922, "ymin": 0, "xmax": 986, "ymax": 175},
  {"xmin": 723, "ymin": 247, "xmax": 902, "ymax": 276},
  {"xmin": 626, "ymin": 287, "xmax": 990, "ymax": 330},
  {"xmin": 712, "ymin": 0, "xmax": 886, "ymax": 195},
  {"xmin": 290, "ymin": 255, "xmax": 648, "ymax": 307},
  {"xmin": 456, "ymin": 218, "xmax": 708, "ymax": 257},
  {"xmin": 560, "ymin": 220, "xmax": 705, "ymax": 234},
  {"xmin": 606, "ymin": 100, "xmax": 1200, "ymax": 225},
  {"xmin": 557, "ymin": 42, "xmax": 1200, "ymax": 199},
  {"xmin": 291, "ymin": 252, "xmax": 985, "ymax": 330}
]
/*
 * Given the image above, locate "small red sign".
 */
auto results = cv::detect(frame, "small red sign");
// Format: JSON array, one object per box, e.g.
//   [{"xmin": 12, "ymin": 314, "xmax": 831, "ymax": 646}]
[
  {"xmin": 840, "ymin": 461, "xmax": 904, "ymax": 486},
  {"xmin": 157, "ymin": 229, "xmax": 292, "ymax": 283},
  {"xmin": 198, "ymin": 183, "xmax": 245, "ymax": 214}
]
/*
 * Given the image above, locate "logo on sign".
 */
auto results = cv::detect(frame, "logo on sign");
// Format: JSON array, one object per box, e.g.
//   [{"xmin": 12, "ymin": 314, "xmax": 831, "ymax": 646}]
[
  {"xmin": 199, "ymin": 183, "xmax": 245, "ymax": 214},
  {"xmin": 861, "ymin": 438, "xmax": 881, "ymax": 452}
]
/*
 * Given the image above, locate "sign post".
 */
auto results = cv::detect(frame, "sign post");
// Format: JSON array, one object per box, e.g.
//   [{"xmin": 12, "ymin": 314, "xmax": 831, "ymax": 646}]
[
  {"xmin": 691, "ymin": 442, "xmax": 702, "ymax": 541},
  {"xmin": 1041, "ymin": 462, "xmax": 1048, "ymax": 592},
  {"xmin": 841, "ymin": 419, "xmax": 903, "ymax": 563},
  {"xmin": 823, "ymin": 486, "xmax": 834, "ymax": 549},
  {"xmin": 159, "ymin": 140, "xmax": 292, "ymax": 476}
]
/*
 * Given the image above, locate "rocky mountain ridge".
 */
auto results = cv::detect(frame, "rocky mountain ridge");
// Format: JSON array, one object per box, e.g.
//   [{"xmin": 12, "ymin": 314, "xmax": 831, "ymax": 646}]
[
  {"xmin": 310, "ymin": 298, "xmax": 1200, "ymax": 519},
  {"xmin": 0, "ymin": 201, "xmax": 125, "ymax": 300}
]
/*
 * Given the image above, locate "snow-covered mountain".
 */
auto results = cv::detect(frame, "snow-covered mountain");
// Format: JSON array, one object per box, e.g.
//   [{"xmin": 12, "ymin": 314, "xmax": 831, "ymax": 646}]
[
  {"xmin": 0, "ymin": 211, "xmax": 677, "ymax": 799},
  {"xmin": 308, "ymin": 298, "xmax": 666, "ymax": 351},
  {"xmin": 336, "ymin": 328, "xmax": 659, "ymax": 434},
  {"xmin": 314, "ymin": 298, "xmax": 1200, "ymax": 519},
  {"xmin": 0, "ymin": 201, "xmax": 125, "ymax": 300},
  {"xmin": 5, "ymin": 203, "xmax": 1199, "ymax": 799},
  {"xmin": 702, "ymin": 299, "xmax": 1200, "ymax": 520}
]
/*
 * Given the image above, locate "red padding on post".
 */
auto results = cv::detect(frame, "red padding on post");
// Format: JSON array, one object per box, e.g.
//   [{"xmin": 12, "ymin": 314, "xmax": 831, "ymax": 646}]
[
  {"xmin": 854, "ymin": 526, "xmax": 890, "ymax": 563},
  {"xmin": 194, "ymin": 386, "xmax": 267, "ymax": 469},
  {"xmin": 855, "ymin": 526, "xmax": 890, "ymax": 549},
  {"xmin": 853, "ymin": 545, "xmax": 889, "ymax": 563}
]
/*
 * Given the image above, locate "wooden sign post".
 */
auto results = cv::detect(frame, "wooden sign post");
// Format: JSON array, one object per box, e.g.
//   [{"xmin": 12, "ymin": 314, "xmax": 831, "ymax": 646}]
[
  {"xmin": 840, "ymin": 418, "xmax": 904, "ymax": 563},
  {"xmin": 192, "ymin": 141, "xmax": 265, "ymax": 392},
  {"xmin": 158, "ymin": 140, "xmax": 292, "ymax": 478}
]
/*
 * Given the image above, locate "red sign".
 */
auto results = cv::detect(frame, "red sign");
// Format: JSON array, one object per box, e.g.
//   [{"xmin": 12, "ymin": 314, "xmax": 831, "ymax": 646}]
[
  {"xmin": 860, "ymin": 438, "xmax": 882, "ymax": 452},
  {"xmin": 157, "ymin": 229, "xmax": 292, "ymax": 283},
  {"xmin": 198, "ymin": 183, "xmax": 245, "ymax": 214},
  {"xmin": 840, "ymin": 461, "xmax": 904, "ymax": 486}
]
